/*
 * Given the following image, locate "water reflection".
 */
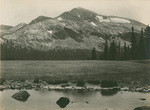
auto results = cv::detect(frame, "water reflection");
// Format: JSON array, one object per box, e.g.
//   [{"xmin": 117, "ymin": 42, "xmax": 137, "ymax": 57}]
[
  {"xmin": 57, "ymin": 89, "xmax": 98, "ymax": 98},
  {"xmin": 1, "ymin": 89, "xmax": 150, "ymax": 110},
  {"xmin": 100, "ymin": 88, "xmax": 119, "ymax": 96}
]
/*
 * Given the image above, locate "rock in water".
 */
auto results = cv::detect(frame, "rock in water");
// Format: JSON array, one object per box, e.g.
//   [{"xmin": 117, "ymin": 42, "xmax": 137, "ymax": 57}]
[
  {"xmin": 0, "ymin": 86, "xmax": 4, "ymax": 91},
  {"xmin": 134, "ymin": 106, "xmax": 150, "ymax": 110},
  {"xmin": 12, "ymin": 91, "xmax": 30, "ymax": 101},
  {"xmin": 86, "ymin": 101, "xmax": 89, "ymax": 104},
  {"xmin": 139, "ymin": 98, "xmax": 146, "ymax": 101},
  {"xmin": 56, "ymin": 97, "xmax": 70, "ymax": 108}
]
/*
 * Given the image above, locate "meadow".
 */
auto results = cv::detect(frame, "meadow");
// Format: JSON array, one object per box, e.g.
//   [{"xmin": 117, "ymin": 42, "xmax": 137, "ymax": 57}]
[{"xmin": 1, "ymin": 60, "xmax": 150, "ymax": 86}]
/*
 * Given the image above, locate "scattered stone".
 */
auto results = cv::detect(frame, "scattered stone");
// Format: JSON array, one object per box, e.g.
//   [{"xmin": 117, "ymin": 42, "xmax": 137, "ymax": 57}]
[
  {"xmin": 0, "ymin": 79, "xmax": 5, "ymax": 85},
  {"xmin": 12, "ymin": 91, "xmax": 30, "ymax": 101},
  {"xmin": 61, "ymin": 84, "xmax": 70, "ymax": 87},
  {"xmin": 2, "ymin": 79, "xmax": 150, "ymax": 92},
  {"xmin": 139, "ymin": 98, "xmax": 146, "ymax": 101},
  {"xmin": 56, "ymin": 97, "xmax": 70, "ymax": 108},
  {"xmin": 0, "ymin": 86, "xmax": 4, "ymax": 91},
  {"xmin": 10, "ymin": 86, "xmax": 15, "ymax": 90},
  {"xmin": 76, "ymin": 81, "xmax": 85, "ymax": 87},
  {"xmin": 86, "ymin": 101, "xmax": 89, "ymax": 103},
  {"xmin": 71, "ymin": 101, "xmax": 76, "ymax": 103},
  {"xmin": 134, "ymin": 106, "xmax": 150, "ymax": 110}
]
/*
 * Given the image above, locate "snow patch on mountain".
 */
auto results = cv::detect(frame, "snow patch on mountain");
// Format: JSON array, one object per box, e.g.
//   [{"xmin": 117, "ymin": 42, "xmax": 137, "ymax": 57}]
[
  {"xmin": 97, "ymin": 16, "xmax": 111, "ymax": 22},
  {"xmin": 96, "ymin": 16, "xmax": 130, "ymax": 23},
  {"xmin": 62, "ymin": 23, "xmax": 66, "ymax": 26},
  {"xmin": 58, "ymin": 17, "xmax": 63, "ymax": 20},
  {"xmin": 90, "ymin": 22, "xmax": 97, "ymax": 27},
  {"xmin": 40, "ymin": 22, "xmax": 53, "ymax": 34},
  {"xmin": 111, "ymin": 18, "xmax": 130, "ymax": 23},
  {"xmin": 99, "ymin": 37, "xmax": 103, "ymax": 40},
  {"xmin": 47, "ymin": 30, "xmax": 53, "ymax": 34}
]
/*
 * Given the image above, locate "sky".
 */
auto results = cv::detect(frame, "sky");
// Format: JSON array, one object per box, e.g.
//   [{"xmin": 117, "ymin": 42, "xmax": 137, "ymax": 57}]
[{"xmin": 0, "ymin": 0, "xmax": 150, "ymax": 26}]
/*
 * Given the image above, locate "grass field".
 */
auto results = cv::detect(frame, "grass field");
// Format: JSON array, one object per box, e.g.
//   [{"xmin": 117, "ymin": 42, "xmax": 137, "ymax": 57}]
[{"xmin": 0, "ymin": 60, "xmax": 150, "ymax": 86}]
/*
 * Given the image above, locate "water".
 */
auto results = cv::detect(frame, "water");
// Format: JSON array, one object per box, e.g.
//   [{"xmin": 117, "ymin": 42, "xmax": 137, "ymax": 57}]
[{"xmin": 0, "ymin": 89, "xmax": 150, "ymax": 110}]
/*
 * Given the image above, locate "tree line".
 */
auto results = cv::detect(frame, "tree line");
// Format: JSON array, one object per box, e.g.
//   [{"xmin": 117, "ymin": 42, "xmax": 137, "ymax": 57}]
[
  {"xmin": 1, "ymin": 41, "xmax": 92, "ymax": 60},
  {"xmin": 91, "ymin": 26, "xmax": 150, "ymax": 60}
]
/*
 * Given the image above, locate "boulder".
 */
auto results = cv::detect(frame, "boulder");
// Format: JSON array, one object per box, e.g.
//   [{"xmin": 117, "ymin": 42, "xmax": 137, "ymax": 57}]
[
  {"xmin": 56, "ymin": 97, "xmax": 70, "ymax": 108},
  {"xmin": 85, "ymin": 101, "xmax": 89, "ymax": 103},
  {"xmin": 134, "ymin": 106, "xmax": 150, "ymax": 110},
  {"xmin": 12, "ymin": 91, "xmax": 30, "ymax": 101},
  {"xmin": 0, "ymin": 86, "xmax": 4, "ymax": 91},
  {"xmin": 139, "ymin": 98, "xmax": 146, "ymax": 100}
]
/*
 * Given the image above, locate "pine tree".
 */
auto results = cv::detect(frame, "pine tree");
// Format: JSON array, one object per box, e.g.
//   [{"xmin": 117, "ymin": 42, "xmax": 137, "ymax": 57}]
[
  {"xmin": 127, "ymin": 45, "xmax": 131, "ymax": 60},
  {"xmin": 91, "ymin": 47, "xmax": 96, "ymax": 60},
  {"xmin": 138, "ymin": 29, "xmax": 146, "ymax": 59},
  {"xmin": 109, "ymin": 41, "xmax": 117, "ymax": 60},
  {"xmin": 131, "ymin": 26, "xmax": 137, "ymax": 59},
  {"xmin": 104, "ymin": 39, "xmax": 109, "ymax": 60},
  {"xmin": 145, "ymin": 26, "xmax": 150, "ymax": 58},
  {"xmin": 117, "ymin": 42, "xmax": 121, "ymax": 60},
  {"xmin": 123, "ymin": 42, "xmax": 127, "ymax": 60}
]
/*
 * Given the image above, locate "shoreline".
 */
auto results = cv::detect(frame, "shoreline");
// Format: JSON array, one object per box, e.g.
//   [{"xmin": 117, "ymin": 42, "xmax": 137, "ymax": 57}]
[{"xmin": 0, "ymin": 79, "xmax": 150, "ymax": 93}]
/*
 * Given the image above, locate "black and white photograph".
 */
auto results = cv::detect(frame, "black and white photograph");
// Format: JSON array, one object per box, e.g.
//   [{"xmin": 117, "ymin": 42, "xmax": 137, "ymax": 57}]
[{"xmin": 0, "ymin": 0, "xmax": 150, "ymax": 110}]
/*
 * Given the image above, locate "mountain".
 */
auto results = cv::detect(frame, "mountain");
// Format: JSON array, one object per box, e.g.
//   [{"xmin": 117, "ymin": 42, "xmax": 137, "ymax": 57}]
[
  {"xmin": 0, "ymin": 25, "xmax": 13, "ymax": 31},
  {"xmin": 0, "ymin": 25, "xmax": 13, "ymax": 34},
  {"xmin": 0, "ymin": 23, "xmax": 27, "ymax": 35},
  {"xmin": 8, "ymin": 23, "xmax": 27, "ymax": 33},
  {"xmin": 0, "ymin": 7, "xmax": 146, "ymax": 60}
]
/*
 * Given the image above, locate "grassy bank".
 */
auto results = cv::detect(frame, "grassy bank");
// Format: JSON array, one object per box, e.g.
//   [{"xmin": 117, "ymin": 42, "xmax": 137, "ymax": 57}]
[{"xmin": 0, "ymin": 60, "xmax": 150, "ymax": 87}]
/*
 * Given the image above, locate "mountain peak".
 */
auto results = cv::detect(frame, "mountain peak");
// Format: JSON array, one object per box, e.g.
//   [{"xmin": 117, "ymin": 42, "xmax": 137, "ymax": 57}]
[
  {"xmin": 58, "ymin": 7, "xmax": 97, "ymax": 22},
  {"xmin": 70, "ymin": 7, "xmax": 97, "ymax": 15},
  {"xmin": 8, "ymin": 22, "xmax": 27, "ymax": 32},
  {"xmin": 70, "ymin": 7, "xmax": 85, "ymax": 11},
  {"xmin": 29, "ymin": 16, "xmax": 52, "ymax": 24}
]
